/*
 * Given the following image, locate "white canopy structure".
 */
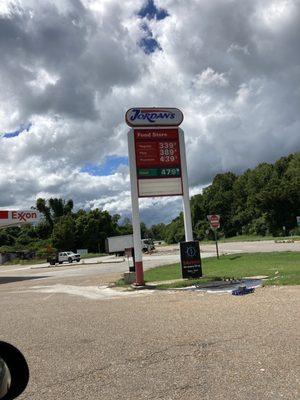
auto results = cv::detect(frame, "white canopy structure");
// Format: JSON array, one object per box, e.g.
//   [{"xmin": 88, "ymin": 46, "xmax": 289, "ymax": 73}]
[{"xmin": 0, "ymin": 210, "xmax": 42, "ymax": 229}]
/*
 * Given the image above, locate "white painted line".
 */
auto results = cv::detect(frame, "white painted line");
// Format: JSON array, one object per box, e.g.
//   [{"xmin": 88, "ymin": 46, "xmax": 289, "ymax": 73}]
[
  {"xmin": 13, "ymin": 284, "xmax": 154, "ymax": 300},
  {"xmin": 0, "ymin": 266, "xmax": 33, "ymax": 273}
]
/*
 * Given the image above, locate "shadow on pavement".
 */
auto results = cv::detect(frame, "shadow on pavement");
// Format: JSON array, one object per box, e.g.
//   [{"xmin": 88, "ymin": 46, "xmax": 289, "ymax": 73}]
[{"xmin": 0, "ymin": 276, "xmax": 49, "ymax": 285}]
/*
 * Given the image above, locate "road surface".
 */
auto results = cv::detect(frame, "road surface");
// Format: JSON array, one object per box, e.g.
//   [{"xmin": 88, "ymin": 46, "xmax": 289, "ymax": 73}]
[{"xmin": 0, "ymin": 241, "xmax": 299, "ymax": 399}]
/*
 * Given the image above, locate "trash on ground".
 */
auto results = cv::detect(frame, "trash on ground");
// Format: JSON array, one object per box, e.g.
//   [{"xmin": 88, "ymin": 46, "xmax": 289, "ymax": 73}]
[{"xmin": 232, "ymin": 285, "xmax": 255, "ymax": 296}]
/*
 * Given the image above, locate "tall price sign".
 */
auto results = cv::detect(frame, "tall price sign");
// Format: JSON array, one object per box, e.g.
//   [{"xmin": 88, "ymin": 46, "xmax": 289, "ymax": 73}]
[{"xmin": 126, "ymin": 107, "xmax": 194, "ymax": 285}]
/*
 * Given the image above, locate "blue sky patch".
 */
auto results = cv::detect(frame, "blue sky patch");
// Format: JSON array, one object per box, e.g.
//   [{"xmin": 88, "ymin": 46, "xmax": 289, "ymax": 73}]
[
  {"xmin": 138, "ymin": 0, "xmax": 169, "ymax": 20},
  {"xmin": 139, "ymin": 35, "xmax": 161, "ymax": 54},
  {"xmin": 138, "ymin": 1, "xmax": 168, "ymax": 54},
  {"xmin": 139, "ymin": 22, "xmax": 161, "ymax": 54},
  {"xmin": 1, "ymin": 122, "xmax": 32, "ymax": 139},
  {"xmin": 81, "ymin": 156, "xmax": 128, "ymax": 176}
]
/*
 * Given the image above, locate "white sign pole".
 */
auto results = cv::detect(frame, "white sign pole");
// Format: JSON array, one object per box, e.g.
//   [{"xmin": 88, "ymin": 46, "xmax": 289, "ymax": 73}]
[
  {"xmin": 179, "ymin": 128, "xmax": 193, "ymax": 242},
  {"xmin": 127, "ymin": 129, "xmax": 144, "ymax": 285}
]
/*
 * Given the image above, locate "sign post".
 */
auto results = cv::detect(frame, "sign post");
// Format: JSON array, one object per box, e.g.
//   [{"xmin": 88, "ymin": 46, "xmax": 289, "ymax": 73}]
[
  {"xmin": 128, "ymin": 131, "xmax": 144, "ymax": 285},
  {"xmin": 214, "ymin": 230, "xmax": 219, "ymax": 259},
  {"xmin": 126, "ymin": 107, "xmax": 194, "ymax": 285},
  {"xmin": 207, "ymin": 215, "xmax": 220, "ymax": 259},
  {"xmin": 179, "ymin": 129, "xmax": 193, "ymax": 241}
]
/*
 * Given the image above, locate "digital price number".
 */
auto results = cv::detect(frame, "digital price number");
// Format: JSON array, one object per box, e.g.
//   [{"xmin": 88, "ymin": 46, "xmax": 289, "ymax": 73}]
[
  {"xmin": 159, "ymin": 142, "xmax": 179, "ymax": 163},
  {"xmin": 160, "ymin": 168, "xmax": 180, "ymax": 176}
]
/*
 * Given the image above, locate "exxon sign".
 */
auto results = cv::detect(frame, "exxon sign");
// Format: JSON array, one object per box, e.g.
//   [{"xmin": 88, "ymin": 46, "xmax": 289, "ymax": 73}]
[
  {"xmin": 0, "ymin": 210, "xmax": 41, "ymax": 228},
  {"xmin": 125, "ymin": 108, "xmax": 183, "ymax": 127}
]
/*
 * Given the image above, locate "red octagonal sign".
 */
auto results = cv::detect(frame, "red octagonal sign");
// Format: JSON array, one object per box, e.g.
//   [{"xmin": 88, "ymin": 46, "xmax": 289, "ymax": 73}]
[{"xmin": 207, "ymin": 214, "xmax": 220, "ymax": 229}]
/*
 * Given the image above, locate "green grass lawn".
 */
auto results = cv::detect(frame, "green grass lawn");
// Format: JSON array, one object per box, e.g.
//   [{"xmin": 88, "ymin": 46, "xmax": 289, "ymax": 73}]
[
  {"xmin": 143, "ymin": 252, "xmax": 300, "ymax": 287},
  {"xmin": 199, "ymin": 235, "xmax": 300, "ymax": 244}
]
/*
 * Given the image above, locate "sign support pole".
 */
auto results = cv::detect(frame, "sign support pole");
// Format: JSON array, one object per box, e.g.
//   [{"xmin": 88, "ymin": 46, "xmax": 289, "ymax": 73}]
[
  {"xmin": 214, "ymin": 230, "xmax": 219, "ymax": 259},
  {"xmin": 179, "ymin": 128, "xmax": 193, "ymax": 242},
  {"xmin": 127, "ymin": 129, "xmax": 144, "ymax": 285}
]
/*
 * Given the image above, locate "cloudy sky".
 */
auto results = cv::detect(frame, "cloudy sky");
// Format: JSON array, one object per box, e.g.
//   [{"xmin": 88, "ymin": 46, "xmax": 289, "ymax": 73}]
[{"xmin": 0, "ymin": 0, "xmax": 299, "ymax": 225}]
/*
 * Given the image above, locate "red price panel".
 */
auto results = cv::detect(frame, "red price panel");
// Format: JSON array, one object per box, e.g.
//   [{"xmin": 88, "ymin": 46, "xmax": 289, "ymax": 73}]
[
  {"xmin": 133, "ymin": 127, "xmax": 183, "ymax": 197},
  {"xmin": 134, "ymin": 128, "xmax": 181, "ymax": 169}
]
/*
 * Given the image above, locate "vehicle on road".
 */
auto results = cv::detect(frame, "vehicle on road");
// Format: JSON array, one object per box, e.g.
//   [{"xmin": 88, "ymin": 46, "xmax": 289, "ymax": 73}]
[
  {"xmin": 106, "ymin": 235, "xmax": 155, "ymax": 255},
  {"xmin": 58, "ymin": 251, "xmax": 81, "ymax": 264},
  {"xmin": 106, "ymin": 235, "xmax": 134, "ymax": 255},
  {"xmin": 141, "ymin": 239, "xmax": 155, "ymax": 252},
  {"xmin": 47, "ymin": 251, "xmax": 81, "ymax": 265}
]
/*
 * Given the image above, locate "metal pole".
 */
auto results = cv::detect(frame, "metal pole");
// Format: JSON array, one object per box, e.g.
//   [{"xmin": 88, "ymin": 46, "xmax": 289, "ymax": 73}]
[
  {"xmin": 214, "ymin": 230, "xmax": 219, "ymax": 259},
  {"xmin": 127, "ymin": 129, "xmax": 144, "ymax": 285},
  {"xmin": 179, "ymin": 128, "xmax": 193, "ymax": 242}
]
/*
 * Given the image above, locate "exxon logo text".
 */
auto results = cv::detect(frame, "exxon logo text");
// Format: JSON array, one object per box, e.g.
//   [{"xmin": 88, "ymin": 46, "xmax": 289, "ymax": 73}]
[
  {"xmin": 129, "ymin": 109, "xmax": 175, "ymax": 123},
  {"xmin": 12, "ymin": 211, "xmax": 38, "ymax": 222}
]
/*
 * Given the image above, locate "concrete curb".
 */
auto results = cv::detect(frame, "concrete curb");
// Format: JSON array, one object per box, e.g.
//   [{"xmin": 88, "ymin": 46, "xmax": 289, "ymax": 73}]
[{"xmin": 30, "ymin": 258, "xmax": 125, "ymax": 270}]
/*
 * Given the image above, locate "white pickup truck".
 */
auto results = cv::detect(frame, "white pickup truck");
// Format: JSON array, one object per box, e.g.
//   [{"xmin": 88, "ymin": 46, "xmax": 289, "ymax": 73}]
[
  {"xmin": 58, "ymin": 252, "xmax": 80, "ymax": 264},
  {"xmin": 48, "ymin": 251, "xmax": 81, "ymax": 265}
]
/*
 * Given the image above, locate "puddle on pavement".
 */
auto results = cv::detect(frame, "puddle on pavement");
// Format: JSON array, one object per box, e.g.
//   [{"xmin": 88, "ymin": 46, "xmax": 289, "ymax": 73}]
[{"xmin": 181, "ymin": 279, "xmax": 262, "ymax": 294}]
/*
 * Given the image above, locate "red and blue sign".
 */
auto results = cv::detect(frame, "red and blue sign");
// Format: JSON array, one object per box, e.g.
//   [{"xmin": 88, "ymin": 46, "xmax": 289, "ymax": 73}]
[{"xmin": 126, "ymin": 107, "xmax": 183, "ymax": 127}]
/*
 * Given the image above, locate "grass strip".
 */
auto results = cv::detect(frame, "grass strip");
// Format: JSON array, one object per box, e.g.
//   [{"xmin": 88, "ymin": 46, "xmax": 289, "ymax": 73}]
[{"xmin": 143, "ymin": 252, "xmax": 300, "ymax": 287}]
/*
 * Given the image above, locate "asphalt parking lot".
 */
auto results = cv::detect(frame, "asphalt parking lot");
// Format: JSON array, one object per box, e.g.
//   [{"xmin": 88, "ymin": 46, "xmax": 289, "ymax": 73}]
[{"xmin": 0, "ymin": 242, "xmax": 299, "ymax": 399}]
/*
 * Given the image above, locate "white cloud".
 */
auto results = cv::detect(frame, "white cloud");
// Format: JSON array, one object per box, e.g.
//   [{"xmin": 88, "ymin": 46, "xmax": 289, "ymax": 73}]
[
  {"xmin": 194, "ymin": 68, "xmax": 229, "ymax": 88},
  {"xmin": 0, "ymin": 0, "xmax": 299, "ymax": 224}
]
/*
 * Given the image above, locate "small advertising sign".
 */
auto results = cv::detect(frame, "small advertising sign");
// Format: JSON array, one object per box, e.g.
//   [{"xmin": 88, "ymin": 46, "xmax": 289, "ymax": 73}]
[
  {"xmin": 180, "ymin": 241, "xmax": 202, "ymax": 279},
  {"xmin": 134, "ymin": 128, "xmax": 183, "ymax": 197},
  {"xmin": 297, "ymin": 216, "xmax": 300, "ymax": 227}
]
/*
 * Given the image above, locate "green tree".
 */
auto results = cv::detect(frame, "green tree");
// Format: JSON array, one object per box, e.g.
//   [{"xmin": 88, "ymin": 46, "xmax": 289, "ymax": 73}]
[
  {"xmin": 117, "ymin": 217, "xmax": 133, "ymax": 235},
  {"xmin": 163, "ymin": 213, "xmax": 185, "ymax": 244},
  {"xmin": 36, "ymin": 198, "xmax": 74, "ymax": 227},
  {"xmin": 52, "ymin": 215, "xmax": 76, "ymax": 251},
  {"xmin": 148, "ymin": 223, "xmax": 166, "ymax": 240},
  {"xmin": 36, "ymin": 198, "xmax": 52, "ymax": 227},
  {"xmin": 0, "ymin": 230, "xmax": 15, "ymax": 247},
  {"xmin": 202, "ymin": 172, "xmax": 237, "ymax": 237},
  {"xmin": 74, "ymin": 209, "xmax": 118, "ymax": 252}
]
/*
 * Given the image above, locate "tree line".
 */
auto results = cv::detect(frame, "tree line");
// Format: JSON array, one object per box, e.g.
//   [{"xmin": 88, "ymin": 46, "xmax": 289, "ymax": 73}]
[
  {"xmin": 151, "ymin": 152, "xmax": 300, "ymax": 243},
  {"xmin": 0, "ymin": 152, "xmax": 299, "ymax": 255},
  {"xmin": 0, "ymin": 198, "xmax": 133, "ymax": 256}
]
